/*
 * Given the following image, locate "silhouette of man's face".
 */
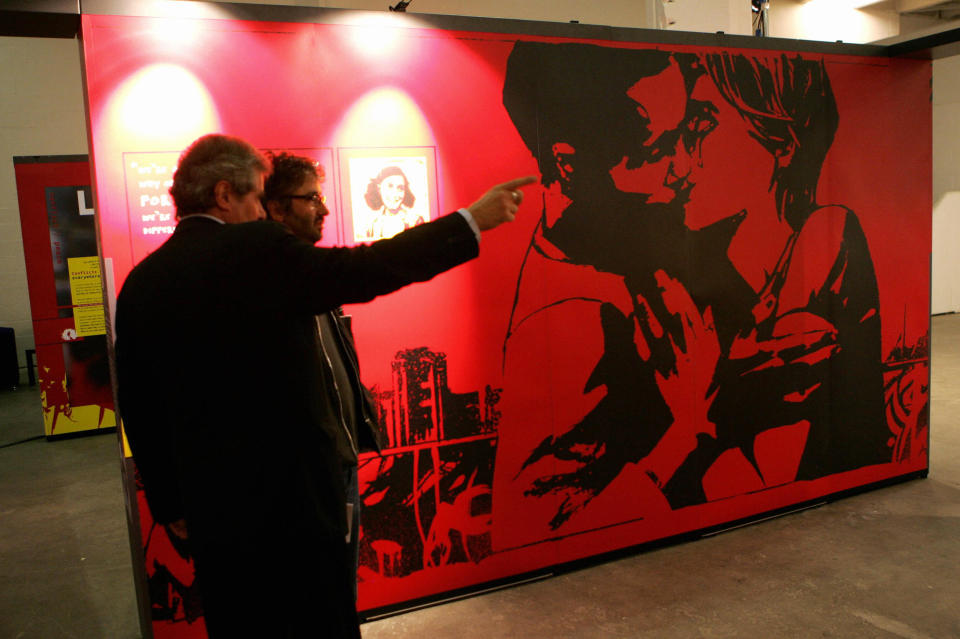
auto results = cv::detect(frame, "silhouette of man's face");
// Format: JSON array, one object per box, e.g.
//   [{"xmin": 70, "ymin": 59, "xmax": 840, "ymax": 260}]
[
  {"xmin": 547, "ymin": 59, "xmax": 696, "ymax": 210},
  {"xmin": 608, "ymin": 58, "xmax": 691, "ymax": 204}
]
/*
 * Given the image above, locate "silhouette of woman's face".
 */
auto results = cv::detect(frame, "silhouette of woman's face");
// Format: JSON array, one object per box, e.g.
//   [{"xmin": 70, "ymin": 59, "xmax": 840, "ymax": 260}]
[
  {"xmin": 380, "ymin": 174, "xmax": 406, "ymax": 213},
  {"xmin": 682, "ymin": 72, "xmax": 779, "ymax": 230}
]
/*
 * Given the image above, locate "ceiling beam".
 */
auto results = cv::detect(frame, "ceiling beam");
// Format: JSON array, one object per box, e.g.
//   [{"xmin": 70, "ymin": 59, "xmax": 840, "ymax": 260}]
[
  {"xmin": 0, "ymin": 0, "xmax": 79, "ymax": 38},
  {"xmin": 896, "ymin": 0, "xmax": 954, "ymax": 13}
]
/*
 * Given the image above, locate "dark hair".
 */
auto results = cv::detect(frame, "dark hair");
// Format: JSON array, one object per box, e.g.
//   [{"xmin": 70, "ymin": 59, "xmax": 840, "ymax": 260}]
[
  {"xmin": 364, "ymin": 166, "xmax": 415, "ymax": 210},
  {"xmin": 170, "ymin": 134, "xmax": 268, "ymax": 218},
  {"xmin": 704, "ymin": 52, "xmax": 839, "ymax": 231},
  {"xmin": 262, "ymin": 152, "xmax": 323, "ymax": 211},
  {"xmin": 502, "ymin": 41, "xmax": 676, "ymax": 188}
]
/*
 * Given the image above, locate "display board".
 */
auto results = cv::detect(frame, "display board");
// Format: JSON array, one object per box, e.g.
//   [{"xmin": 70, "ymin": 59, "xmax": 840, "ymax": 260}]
[
  {"xmin": 14, "ymin": 156, "xmax": 116, "ymax": 437},
  {"xmin": 80, "ymin": 8, "xmax": 930, "ymax": 636}
]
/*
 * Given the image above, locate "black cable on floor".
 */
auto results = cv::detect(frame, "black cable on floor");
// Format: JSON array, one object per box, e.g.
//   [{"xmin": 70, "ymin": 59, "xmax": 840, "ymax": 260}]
[{"xmin": 0, "ymin": 435, "xmax": 45, "ymax": 450}]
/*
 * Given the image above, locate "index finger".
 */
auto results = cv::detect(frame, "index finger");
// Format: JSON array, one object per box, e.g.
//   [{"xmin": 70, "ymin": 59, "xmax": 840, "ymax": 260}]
[{"xmin": 499, "ymin": 175, "xmax": 538, "ymax": 190}]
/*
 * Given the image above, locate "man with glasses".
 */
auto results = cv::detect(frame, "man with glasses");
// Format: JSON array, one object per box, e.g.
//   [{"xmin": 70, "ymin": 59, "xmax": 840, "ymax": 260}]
[
  {"xmin": 263, "ymin": 153, "xmax": 330, "ymax": 245},
  {"xmin": 261, "ymin": 152, "xmax": 379, "ymax": 602}
]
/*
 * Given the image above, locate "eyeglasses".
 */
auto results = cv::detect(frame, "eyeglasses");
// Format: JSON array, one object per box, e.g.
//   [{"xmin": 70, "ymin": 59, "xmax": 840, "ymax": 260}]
[{"xmin": 285, "ymin": 192, "xmax": 326, "ymax": 206}]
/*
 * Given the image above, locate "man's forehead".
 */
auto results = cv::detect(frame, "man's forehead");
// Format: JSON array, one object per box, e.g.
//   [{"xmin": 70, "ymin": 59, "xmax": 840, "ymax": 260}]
[
  {"xmin": 625, "ymin": 59, "xmax": 687, "ymax": 141},
  {"xmin": 299, "ymin": 173, "xmax": 322, "ymax": 191}
]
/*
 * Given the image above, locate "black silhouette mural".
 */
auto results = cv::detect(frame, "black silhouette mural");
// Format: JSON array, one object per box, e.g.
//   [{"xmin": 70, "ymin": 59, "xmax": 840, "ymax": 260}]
[
  {"xmin": 357, "ymin": 347, "xmax": 499, "ymax": 582},
  {"xmin": 493, "ymin": 42, "xmax": 899, "ymax": 550}
]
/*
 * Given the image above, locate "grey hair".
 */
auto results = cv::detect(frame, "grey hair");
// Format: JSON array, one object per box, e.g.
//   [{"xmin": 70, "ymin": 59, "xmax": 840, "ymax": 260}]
[{"xmin": 170, "ymin": 134, "xmax": 268, "ymax": 218}]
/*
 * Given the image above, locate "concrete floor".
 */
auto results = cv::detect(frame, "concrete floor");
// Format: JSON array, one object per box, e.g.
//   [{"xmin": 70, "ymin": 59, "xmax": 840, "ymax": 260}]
[{"xmin": 2, "ymin": 315, "xmax": 959, "ymax": 638}]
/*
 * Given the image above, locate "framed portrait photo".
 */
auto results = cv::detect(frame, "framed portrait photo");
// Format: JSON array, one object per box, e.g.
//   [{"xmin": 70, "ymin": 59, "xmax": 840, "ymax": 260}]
[{"xmin": 338, "ymin": 147, "xmax": 438, "ymax": 244}]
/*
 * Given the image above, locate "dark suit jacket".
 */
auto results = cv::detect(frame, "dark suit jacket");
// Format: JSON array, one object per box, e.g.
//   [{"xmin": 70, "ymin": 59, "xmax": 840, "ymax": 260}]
[{"xmin": 115, "ymin": 212, "xmax": 477, "ymax": 636}]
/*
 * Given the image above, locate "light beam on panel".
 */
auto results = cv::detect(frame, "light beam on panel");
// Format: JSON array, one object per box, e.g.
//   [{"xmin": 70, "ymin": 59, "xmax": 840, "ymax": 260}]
[
  {"xmin": 333, "ymin": 86, "xmax": 433, "ymax": 147},
  {"xmin": 102, "ymin": 64, "xmax": 220, "ymax": 147}
]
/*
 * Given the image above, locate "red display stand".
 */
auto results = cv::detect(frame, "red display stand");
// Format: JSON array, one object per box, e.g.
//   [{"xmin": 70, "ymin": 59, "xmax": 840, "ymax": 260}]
[{"xmin": 13, "ymin": 155, "xmax": 116, "ymax": 437}]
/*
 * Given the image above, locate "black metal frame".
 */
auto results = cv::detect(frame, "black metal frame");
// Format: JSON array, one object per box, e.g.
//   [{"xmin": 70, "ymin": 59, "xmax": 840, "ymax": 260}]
[{"xmin": 8, "ymin": 0, "xmax": 959, "ymax": 58}]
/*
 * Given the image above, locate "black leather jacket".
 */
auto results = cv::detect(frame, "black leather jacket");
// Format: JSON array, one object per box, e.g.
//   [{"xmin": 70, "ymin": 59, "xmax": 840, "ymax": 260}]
[{"xmin": 319, "ymin": 308, "xmax": 387, "ymax": 464}]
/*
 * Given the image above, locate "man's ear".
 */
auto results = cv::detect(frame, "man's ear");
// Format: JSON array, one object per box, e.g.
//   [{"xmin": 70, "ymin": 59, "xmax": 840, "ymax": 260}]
[
  {"xmin": 213, "ymin": 180, "xmax": 232, "ymax": 211},
  {"xmin": 265, "ymin": 199, "xmax": 285, "ymax": 223}
]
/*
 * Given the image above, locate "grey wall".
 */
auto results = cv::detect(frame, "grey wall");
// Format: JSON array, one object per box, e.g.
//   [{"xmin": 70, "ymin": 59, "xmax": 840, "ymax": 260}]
[
  {"xmin": 0, "ymin": 36, "xmax": 88, "ymax": 380},
  {"xmin": 933, "ymin": 54, "xmax": 960, "ymax": 314}
]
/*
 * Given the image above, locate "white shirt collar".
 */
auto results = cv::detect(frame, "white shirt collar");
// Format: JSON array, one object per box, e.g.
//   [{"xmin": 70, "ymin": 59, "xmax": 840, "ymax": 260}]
[{"xmin": 180, "ymin": 213, "xmax": 226, "ymax": 224}]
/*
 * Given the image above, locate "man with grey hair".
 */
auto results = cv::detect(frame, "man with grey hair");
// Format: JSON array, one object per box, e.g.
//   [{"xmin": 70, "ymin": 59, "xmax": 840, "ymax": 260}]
[{"xmin": 116, "ymin": 134, "xmax": 534, "ymax": 637}]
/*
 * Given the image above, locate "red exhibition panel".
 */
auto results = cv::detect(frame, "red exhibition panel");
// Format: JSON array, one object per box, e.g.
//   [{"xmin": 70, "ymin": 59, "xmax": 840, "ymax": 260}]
[
  {"xmin": 14, "ymin": 157, "xmax": 116, "ymax": 436},
  {"xmin": 81, "ymin": 10, "xmax": 930, "ymax": 636}
]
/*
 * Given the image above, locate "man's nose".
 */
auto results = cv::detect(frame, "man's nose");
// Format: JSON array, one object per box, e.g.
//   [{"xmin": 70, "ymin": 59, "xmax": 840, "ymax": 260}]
[{"xmin": 665, "ymin": 139, "xmax": 695, "ymax": 190}]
